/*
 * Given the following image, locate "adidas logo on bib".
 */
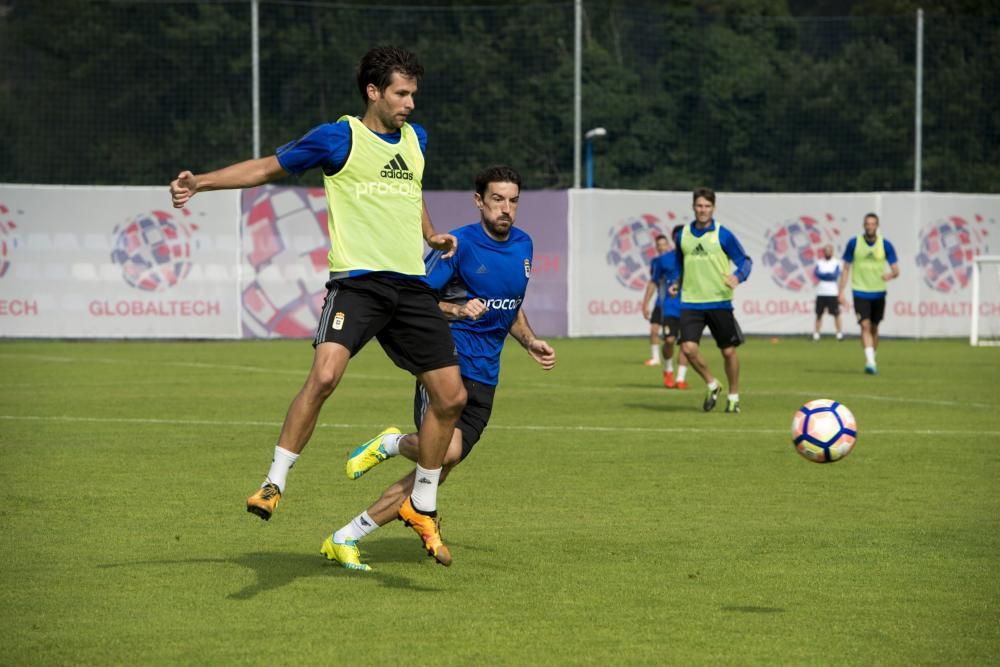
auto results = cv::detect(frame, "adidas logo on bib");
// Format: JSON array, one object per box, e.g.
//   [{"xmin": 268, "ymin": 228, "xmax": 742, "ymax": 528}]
[{"xmin": 380, "ymin": 153, "xmax": 414, "ymax": 180}]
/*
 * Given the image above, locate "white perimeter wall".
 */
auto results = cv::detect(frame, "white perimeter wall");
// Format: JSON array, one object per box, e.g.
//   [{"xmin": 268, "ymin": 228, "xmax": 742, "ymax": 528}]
[
  {"xmin": 569, "ymin": 189, "xmax": 1000, "ymax": 338},
  {"xmin": 2, "ymin": 184, "xmax": 998, "ymax": 339},
  {"xmin": 0, "ymin": 185, "xmax": 241, "ymax": 338}
]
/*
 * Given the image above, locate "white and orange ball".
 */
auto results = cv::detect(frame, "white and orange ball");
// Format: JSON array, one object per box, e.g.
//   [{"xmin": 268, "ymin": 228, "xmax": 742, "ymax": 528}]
[{"xmin": 792, "ymin": 399, "xmax": 857, "ymax": 463}]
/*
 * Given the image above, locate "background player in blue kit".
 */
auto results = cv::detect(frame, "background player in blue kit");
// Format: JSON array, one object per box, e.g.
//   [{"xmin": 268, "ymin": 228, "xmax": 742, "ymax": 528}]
[
  {"xmin": 321, "ymin": 165, "xmax": 557, "ymax": 571},
  {"xmin": 642, "ymin": 227, "xmax": 689, "ymax": 389},
  {"xmin": 643, "ymin": 235, "xmax": 671, "ymax": 366}
]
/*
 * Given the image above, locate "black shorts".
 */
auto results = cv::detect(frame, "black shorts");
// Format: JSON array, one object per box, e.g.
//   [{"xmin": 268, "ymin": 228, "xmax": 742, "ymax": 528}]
[
  {"xmin": 815, "ymin": 296, "xmax": 840, "ymax": 316},
  {"xmin": 413, "ymin": 377, "xmax": 496, "ymax": 461},
  {"xmin": 313, "ymin": 273, "xmax": 458, "ymax": 375},
  {"xmin": 650, "ymin": 305, "xmax": 664, "ymax": 325},
  {"xmin": 854, "ymin": 296, "xmax": 886, "ymax": 326},
  {"xmin": 679, "ymin": 308, "xmax": 744, "ymax": 349},
  {"xmin": 661, "ymin": 316, "xmax": 681, "ymax": 340}
]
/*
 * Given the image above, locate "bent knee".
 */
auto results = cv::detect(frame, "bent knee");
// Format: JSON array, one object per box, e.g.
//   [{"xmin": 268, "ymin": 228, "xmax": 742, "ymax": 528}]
[{"xmin": 305, "ymin": 366, "xmax": 343, "ymax": 399}]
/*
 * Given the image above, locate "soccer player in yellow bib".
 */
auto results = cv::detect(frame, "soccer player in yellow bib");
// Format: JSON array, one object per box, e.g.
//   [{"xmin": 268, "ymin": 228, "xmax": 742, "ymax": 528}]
[
  {"xmin": 169, "ymin": 47, "xmax": 464, "ymax": 566},
  {"xmin": 837, "ymin": 213, "xmax": 900, "ymax": 374},
  {"xmin": 670, "ymin": 188, "xmax": 752, "ymax": 413}
]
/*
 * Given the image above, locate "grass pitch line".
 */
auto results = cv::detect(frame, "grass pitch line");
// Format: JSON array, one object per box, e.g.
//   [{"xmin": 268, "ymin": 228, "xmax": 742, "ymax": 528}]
[
  {"xmin": 2, "ymin": 414, "xmax": 997, "ymax": 437},
  {"xmin": 0, "ymin": 353, "xmax": 393, "ymax": 380}
]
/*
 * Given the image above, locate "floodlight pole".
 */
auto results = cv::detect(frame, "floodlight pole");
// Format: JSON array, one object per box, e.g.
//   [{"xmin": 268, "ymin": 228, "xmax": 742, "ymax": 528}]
[
  {"xmin": 252, "ymin": 0, "xmax": 261, "ymax": 159},
  {"xmin": 573, "ymin": 0, "xmax": 582, "ymax": 189},
  {"xmin": 914, "ymin": 8, "xmax": 923, "ymax": 192}
]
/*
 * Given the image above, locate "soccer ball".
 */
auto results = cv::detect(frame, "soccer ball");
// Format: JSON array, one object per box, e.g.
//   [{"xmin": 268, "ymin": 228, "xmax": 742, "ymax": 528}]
[{"xmin": 791, "ymin": 399, "xmax": 857, "ymax": 463}]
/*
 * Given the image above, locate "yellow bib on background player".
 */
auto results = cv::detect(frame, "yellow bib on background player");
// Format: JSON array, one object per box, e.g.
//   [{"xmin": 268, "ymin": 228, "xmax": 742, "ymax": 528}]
[
  {"xmin": 680, "ymin": 223, "xmax": 734, "ymax": 303},
  {"xmin": 850, "ymin": 234, "xmax": 887, "ymax": 293}
]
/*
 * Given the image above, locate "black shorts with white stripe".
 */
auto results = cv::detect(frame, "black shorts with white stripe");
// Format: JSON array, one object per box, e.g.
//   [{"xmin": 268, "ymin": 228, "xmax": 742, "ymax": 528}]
[{"xmin": 313, "ymin": 273, "xmax": 458, "ymax": 375}]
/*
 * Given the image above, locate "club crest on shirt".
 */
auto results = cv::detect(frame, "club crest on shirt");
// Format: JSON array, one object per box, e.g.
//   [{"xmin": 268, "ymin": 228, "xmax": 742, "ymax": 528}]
[{"xmin": 524, "ymin": 258, "xmax": 531, "ymax": 278}]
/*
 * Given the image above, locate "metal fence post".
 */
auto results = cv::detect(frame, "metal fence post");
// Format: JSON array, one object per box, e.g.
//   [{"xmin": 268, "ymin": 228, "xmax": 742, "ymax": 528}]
[
  {"xmin": 573, "ymin": 0, "xmax": 582, "ymax": 189},
  {"xmin": 914, "ymin": 8, "xmax": 923, "ymax": 192},
  {"xmin": 252, "ymin": 0, "xmax": 261, "ymax": 159}
]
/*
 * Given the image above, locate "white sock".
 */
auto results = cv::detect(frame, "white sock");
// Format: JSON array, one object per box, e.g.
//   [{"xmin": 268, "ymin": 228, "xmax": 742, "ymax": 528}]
[
  {"xmin": 707, "ymin": 378, "xmax": 721, "ymax": 390},
  {"xmin": 410, "ymin": 464, "xmax": 442, "ymax": 514},
  {"xmin": 864, "ymin": 347, "xmax": 876, "ymax": 366},
  {"xmin": 650, "ymin": 344, "xmax": 661, "ymax": 361},
  {"xmin": 264, "ymin": 446, "xmax": 299, "ymax": 493},
  {"xmin": 677, "ymin": 365, "xmax": 688, "ymax": 382},
  {"xmin": 728, "ymin": 393, "xmax": 739, "ymax": 403},
  {"xmin": 664, "ymin": 359, "xmax": 674, "ymax": 373},
  {"xmin": 334, "ymin": 511, "xmax": 379, "ymax": 543},
  {"xmin": 381, "ymin": 432, "xmax": 403, "ymax": 457}
]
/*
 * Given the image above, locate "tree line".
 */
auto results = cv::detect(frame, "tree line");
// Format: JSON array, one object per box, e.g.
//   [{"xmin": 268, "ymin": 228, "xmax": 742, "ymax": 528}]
[{"xmin": 1, "ymin": 0, "xmax": 996, "ymax": 192}]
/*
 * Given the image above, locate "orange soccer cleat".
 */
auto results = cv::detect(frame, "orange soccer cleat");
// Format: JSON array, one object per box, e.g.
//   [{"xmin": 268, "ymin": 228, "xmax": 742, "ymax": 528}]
[
  {"xmin": 246, "ymin": 482, "xmax": 282, "ymax": 521},
  {"xmin": 398, "ymin": 497, "xmax": 451, "ymax": 566},
  {"xmin": 663, "ymin": 370, "xmax": 675, "ymax": 388}
]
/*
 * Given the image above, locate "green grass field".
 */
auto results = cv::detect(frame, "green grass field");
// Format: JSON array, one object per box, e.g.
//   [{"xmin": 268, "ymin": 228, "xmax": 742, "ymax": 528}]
[{"xmin": 2, "ymin": 336, "xmax": 999, "ymax": 666}]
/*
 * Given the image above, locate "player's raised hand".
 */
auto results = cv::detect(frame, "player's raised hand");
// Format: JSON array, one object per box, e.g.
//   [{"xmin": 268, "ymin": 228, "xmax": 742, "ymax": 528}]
[
  {"xmin": 170, "ymin": 171, "xmax": 198, "ymax": 208},
  {"xmin": 527, "ymin": 339, "xmax": 556, "ymax": 371},
  {"xmin": 427, "ymin": 232, "xmax": 458, "ymax": 259},
  {"xmin": 458, "ymin": 298, "xmax": 487, "ymax": 321}
]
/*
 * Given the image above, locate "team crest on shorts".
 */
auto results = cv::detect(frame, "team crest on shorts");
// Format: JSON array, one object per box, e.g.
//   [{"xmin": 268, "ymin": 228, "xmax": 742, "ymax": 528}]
[
  {"xmin": 332, "ymin": 311, "xmax": 345, "ymax": 330},
  {"xmin": 524, "ymin": 258, "xmax": 531, "ymax": 277},
  {"xmin": 664, "ymin": 324, "xmax": 672, "ymax": 336}
]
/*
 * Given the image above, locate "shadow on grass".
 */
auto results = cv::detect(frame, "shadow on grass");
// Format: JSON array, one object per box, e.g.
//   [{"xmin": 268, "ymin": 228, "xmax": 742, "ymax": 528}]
[
  {"xmin": 624, "ymin": 402, "xmax": 699, "ymax": 413},
  {"xmin": 98, "ymin": 539, "xmax": 450, "ymax": 599},
  {"xmin": 720, "ymin": 606, "xmax": 785, "ymax": 613}
]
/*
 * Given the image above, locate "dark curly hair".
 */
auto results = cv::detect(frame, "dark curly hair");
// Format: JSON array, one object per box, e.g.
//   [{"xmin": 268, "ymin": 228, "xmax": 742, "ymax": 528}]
[
  {"xmin": 356, "ymin": 46, "xmax": 424, "ymax": 104},
  {"xmin": 475, "ymin": 165, "xmax": 522, "ymax": 198}
]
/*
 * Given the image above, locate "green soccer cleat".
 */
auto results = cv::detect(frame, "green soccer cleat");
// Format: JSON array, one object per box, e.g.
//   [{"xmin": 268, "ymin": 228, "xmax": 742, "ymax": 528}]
[
  {"xmin": 703, "ymin": 384, "xmax": 722, "ymax": 412},
  {"xmin": 321, "ymin": 535, "xmax": 372, "ymax": 572},
  {"xmin": 345, "ymin": 427, "xmax": 401, "ymax": 480},
  {"xmin": 725, "ymin": 398, "xmax": 741, "ymax": 414}
]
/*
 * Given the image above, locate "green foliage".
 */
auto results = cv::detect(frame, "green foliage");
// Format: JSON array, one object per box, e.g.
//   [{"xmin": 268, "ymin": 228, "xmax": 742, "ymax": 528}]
[
  {"xmin": 0, "ymin": 1, "xmax": 996, "ymax": 192},
  {"xmin": 1, "ymin": 337, "xmax": 999, "ymax": 664}
]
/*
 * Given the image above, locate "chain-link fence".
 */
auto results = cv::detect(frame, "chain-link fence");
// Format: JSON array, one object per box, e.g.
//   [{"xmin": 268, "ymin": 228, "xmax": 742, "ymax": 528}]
[{"xmin": 1, "ymin": 1, "xmax": 997, "ymax": 192}]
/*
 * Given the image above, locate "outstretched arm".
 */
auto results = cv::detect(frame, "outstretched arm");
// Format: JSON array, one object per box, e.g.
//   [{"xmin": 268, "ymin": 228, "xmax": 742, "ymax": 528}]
[
  {"xmin": 170, "ymin": 155, "xmax": 287, "ymax": 208},
  {"xmin": 510, "ymin": 309, "xmax": 556, "ymax": 371}
]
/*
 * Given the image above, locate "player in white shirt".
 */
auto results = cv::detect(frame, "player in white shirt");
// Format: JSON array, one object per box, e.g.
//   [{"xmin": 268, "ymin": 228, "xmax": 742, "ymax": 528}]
[{"xmin": 813, "ymin": 244, "xmax": 843, "ymax": 341}]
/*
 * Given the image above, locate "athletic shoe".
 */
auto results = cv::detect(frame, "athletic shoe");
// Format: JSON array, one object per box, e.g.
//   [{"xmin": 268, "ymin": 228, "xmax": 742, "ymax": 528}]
[
  {"xmin": 703, "ymin": 384, "xmax": 722, "ymax": 412},
  {"xmin": 663, "ymin": 370, "xmax": 675, "ymax": 388},
  {"xmin": 836, "ymin": 333, "xmax": 844, "ymax": 341},
  {"xmin": 812, "ymin": 332, "xmax": 820, "ymax": 342},
  {"xmin": 864, "ymin": 364, "xmax": 878, "ymax": 375},
  {"xmin": 676, "ymin": 380, "xmax": 689, "ymax": 390},
  {"xmin": 246, "ymin": 482, "xmax": 281, "ymax": 521},
  {"xmin": 320, "ymin": 535, "xmax": 371, "ymax": 572},
  {"xmin": 725, "ymin": 399, "xmax": 741, "ymax": 414},
  {"xmin": 398, "ymin": 497, "xmax": 452, "ymax": 566},
  {"xmin": 643, "ymin": 358, "xmax": 660, "ymax": 367},
  {"xmin": 346, "ymin": 427, "xmax": 401, "ymax": 480}
]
